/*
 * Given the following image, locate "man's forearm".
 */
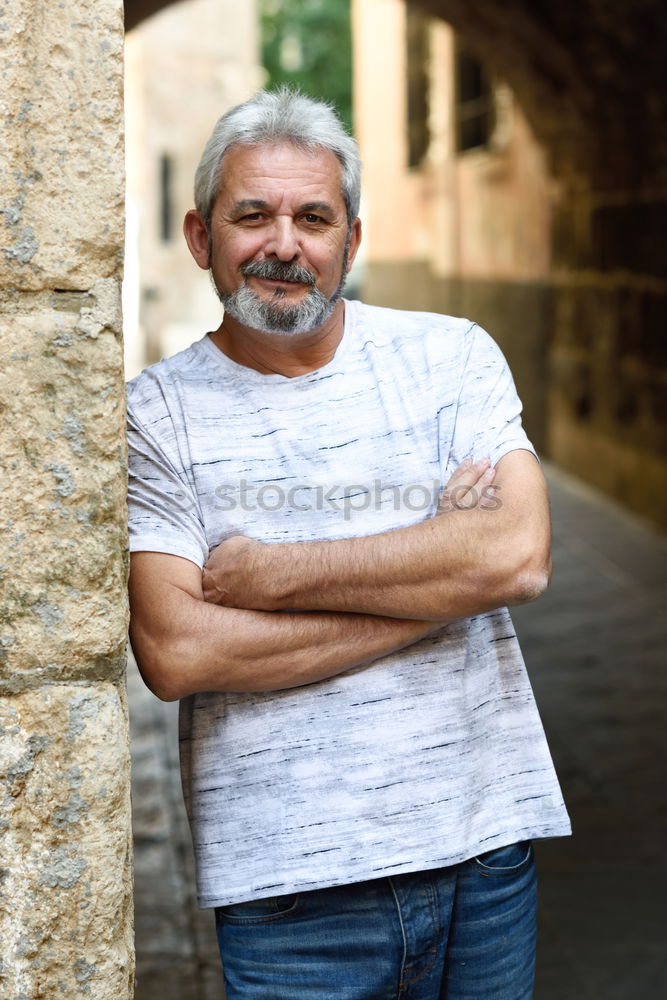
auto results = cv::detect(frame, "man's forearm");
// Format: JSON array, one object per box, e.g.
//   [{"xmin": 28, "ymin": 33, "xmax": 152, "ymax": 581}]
[
  {"xmin": 130, "ymin": 586, "xmax": 444, "ymax": 701},
  {"xmin": 256, "ymin": 509, "xmax": 540, "ymax": 620}
]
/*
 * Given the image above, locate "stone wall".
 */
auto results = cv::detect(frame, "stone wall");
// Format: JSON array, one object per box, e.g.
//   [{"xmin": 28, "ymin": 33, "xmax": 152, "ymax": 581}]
[
  {"xmin": 548, "ymin": 187, "xmax": 667, "ymax": 529},
  {"xmin": 0, "ymin": 1, "xmax": 134, "ymax": 997}
]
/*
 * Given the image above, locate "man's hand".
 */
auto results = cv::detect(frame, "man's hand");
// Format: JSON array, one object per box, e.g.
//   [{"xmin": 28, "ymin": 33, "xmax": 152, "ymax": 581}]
[
  {"xmin": 436, "ymin": 457, "xmax": 497, "ymax": 514},
  {"xmin": 202, "ymin": 459, "xmax": 497, "ymax": 610}
]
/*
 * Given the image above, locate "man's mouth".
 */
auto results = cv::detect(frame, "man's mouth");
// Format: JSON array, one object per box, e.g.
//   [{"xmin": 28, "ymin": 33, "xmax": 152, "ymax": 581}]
[
  {"xmin": 258, "ymin": 276, "xmax": 300, "ymax": 286},
  {"xmin": 257, "ymin": 281, "xmax": 299, "ymax": 300}
]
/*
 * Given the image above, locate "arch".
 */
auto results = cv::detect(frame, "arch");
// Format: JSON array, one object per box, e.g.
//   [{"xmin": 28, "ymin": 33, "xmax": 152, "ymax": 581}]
[{"xmin": 124, "ymin": 0, "xmax": 183, "ymax": 31}]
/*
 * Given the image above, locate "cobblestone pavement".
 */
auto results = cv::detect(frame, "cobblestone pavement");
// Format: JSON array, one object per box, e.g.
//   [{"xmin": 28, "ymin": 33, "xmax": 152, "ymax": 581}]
[
  {"xmin": 128, "ymin": 662, "xmax": 224, "ymax": 999},
  {"xmin": 129, "ymin": 464, "xmax": 667, "ymax": 1000}
]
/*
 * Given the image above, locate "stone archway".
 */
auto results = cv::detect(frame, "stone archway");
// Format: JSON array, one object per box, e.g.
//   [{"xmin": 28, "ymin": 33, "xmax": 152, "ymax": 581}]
[{"xmin": 125, "ymin": 0, "xmax": 183, "ymax": 30}]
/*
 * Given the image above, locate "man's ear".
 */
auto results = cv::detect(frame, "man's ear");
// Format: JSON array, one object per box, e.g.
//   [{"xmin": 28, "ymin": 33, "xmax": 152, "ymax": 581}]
[
  {"xmin": 345, "ymin": 217, "xmax": 362, "ymax": 272},
  {"xmin": 183, "ymin": 210, "xmax": 211, "ymax": 270}
]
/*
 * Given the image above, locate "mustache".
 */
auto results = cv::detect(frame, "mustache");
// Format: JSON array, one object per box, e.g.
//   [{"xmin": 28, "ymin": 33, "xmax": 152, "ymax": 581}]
[{"xmin": 240, "ymin": 259, "xmax": 317, "ymax": 286}]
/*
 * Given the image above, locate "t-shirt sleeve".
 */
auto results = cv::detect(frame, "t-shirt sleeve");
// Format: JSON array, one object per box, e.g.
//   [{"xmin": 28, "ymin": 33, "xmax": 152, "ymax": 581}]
[
  {"xmin": 449, "ymin": 323, "xmax": 536, "ymax": 468},
  {"xmin": 127, "ymin": 400, "xmax": 209, "ymax": 569}
]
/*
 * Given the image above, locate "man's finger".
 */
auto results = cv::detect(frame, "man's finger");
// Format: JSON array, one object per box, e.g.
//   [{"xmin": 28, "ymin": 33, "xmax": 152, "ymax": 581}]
[
  {"xmin": 444, "ymin": 458, "xmax": 491, "ymax": 489},
  {"xmin": 439, "ymin": 460, "xmax": 495, "ymax": 512}
]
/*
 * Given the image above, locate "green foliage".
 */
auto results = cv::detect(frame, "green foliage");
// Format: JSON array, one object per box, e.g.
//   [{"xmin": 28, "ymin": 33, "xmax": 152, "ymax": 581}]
[{"xmin": 259, "ymin": 0, "xmax": 353, "ymax": 132}]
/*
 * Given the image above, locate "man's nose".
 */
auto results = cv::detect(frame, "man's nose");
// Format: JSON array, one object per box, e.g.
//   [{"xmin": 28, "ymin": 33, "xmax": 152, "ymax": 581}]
[{"xmin": 264, "ymin": 219, "xmax": 300, "ymax": 261}]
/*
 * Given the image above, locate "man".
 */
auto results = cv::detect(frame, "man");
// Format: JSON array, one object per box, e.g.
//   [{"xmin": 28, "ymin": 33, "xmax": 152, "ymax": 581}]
[{"xmin": 127, "ymin": 88, "xmax": 570, "ymax": 999}]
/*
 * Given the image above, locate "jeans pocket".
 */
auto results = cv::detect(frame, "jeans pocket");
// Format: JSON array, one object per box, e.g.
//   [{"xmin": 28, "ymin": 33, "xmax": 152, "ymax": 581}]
[
  {"xmin": 470, "ymin": 840, "xmax": 533, "ymax": 876},
  {"xmin": 215, "ymin": 894, "xmax": 299, "ymax": 925}
]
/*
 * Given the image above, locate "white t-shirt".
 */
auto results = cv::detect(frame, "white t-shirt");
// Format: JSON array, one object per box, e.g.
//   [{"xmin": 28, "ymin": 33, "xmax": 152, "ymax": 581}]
[{"xmin": 127, "ymin": 300, "xmax": 571, "ymax": 908}]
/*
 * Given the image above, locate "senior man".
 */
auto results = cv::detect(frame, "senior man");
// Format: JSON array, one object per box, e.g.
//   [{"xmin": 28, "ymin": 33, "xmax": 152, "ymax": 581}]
[{"xmin": 127, "ymin": 88, "xmax": 570, "ymax": 999}]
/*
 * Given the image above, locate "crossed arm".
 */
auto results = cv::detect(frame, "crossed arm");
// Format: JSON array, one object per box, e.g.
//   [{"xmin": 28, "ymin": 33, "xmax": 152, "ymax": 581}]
[{"xmin": 129, "ymin": 450, "xmax": 551, "ymax": 701}]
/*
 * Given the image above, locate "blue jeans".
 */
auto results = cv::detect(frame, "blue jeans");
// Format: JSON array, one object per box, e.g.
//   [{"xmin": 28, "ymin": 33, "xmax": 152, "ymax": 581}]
[{"xmin": 214, "ymin": 841, "xmax": 537, "ymax": 999}]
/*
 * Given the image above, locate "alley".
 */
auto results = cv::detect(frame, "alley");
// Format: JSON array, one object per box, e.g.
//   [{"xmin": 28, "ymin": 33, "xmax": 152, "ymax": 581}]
[{"xmin": 129, "ymin": 463, "xmax": 667, "ymax": 1000}]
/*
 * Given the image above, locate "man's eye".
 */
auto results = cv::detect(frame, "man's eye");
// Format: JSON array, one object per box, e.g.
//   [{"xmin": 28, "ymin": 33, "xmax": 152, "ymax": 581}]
[
  {"xmin": 303, "ymin": 213, "xmax": 324, "ymax": 224},
  {"xmin": 240, "ymin": 213, "xmax": 264, "ymax": 223}
]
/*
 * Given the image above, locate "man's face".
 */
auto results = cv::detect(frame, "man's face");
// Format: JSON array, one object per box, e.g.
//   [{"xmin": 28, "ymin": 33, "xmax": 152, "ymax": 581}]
[{"xmin": 204, "ymin": 142, "xmax": 360, "ymax": 335}]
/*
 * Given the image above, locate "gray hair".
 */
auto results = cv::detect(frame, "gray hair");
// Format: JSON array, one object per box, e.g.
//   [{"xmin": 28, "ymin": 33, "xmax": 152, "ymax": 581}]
[{"xmin": 194, "ymin": 88, "xmax": 361, "ymax": 228}]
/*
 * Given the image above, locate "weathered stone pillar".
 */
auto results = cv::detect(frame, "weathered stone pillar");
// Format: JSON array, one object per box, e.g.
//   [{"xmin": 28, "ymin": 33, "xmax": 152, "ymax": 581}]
[{"xmin": 0, "ymin": 2, "xmax": 134, "ymax": 998}]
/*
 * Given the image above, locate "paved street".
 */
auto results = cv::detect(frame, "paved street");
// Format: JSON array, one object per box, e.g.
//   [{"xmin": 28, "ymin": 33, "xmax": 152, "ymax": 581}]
[
  {"xmin": 129, "ymin": 659, "xmax": 224, "ymax": 1000},
  {"xmin": 129, "ymin": 463, "xmax": 667, "ymax": 999}
]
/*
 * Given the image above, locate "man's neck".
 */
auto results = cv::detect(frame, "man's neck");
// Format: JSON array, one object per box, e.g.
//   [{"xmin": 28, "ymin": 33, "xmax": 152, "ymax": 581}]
[{"xmin": 208, "ymin": 300, "xmax": 347, "ymax": 377}]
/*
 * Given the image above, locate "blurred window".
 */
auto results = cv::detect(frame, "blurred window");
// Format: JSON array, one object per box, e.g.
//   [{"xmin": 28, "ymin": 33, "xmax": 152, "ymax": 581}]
[
  {"xmin": 405, "ymin": 6, "xmax": 431, "ymax": 168},
  {"xmin": 159, "ymin": 153, "xmax": 174, "ymax": 243},
  {"xmin": 455, "ymin": 45, "xmax": 494, "ymax": 152}
]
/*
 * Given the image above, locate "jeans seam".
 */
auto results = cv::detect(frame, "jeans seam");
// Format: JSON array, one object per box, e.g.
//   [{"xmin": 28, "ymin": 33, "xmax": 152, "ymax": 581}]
[
  {"xmin": 388, "ymin": 876, "xmax": 408, "ymax": 997},
  {"xmin": 214, "ymin": 900, "xmax": 299, "ymax": 926},
  {"xmin": 400, "ymin": 948, "xmax": 439, "ymax": 991},
  {"xmin": 393, "ymin": 877, "xmax": 441, "ymax": 995}
]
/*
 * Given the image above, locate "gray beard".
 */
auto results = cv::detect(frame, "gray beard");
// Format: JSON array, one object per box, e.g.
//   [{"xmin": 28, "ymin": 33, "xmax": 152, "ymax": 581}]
[{"xmin": 212, "ymin": 251, "xmax": 349, "ymax": 337}]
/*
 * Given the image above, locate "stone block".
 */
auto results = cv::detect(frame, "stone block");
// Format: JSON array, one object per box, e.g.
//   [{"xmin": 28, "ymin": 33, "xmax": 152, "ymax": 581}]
[
  {"xmin": 592, "ymin": 202, "xmax": 667, "ymax": 279},
  {"xmin": 549, "ymin": 345, "xmax": 590, "ymax": 420},
  {"xmin": 0, "ymin": 282, "xmax": 128, "ymax": 693},
  {"xmin": 615, "ymin": 286, "xmax": 642, "ymax": 361},
  {"xmin": 0, "ymin": 0, "xmax": 124, "ymax": 290},
  {"xmin": 0, "ymin": 682, "xmax": 134, "ymax": 999},
  {"xmin": 551, "ymin": 194, "xmax": 595, "ymax": 271},
  {"xmin": 639, "ymin": 291, "xmax": 667, "ymax": 368}
]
